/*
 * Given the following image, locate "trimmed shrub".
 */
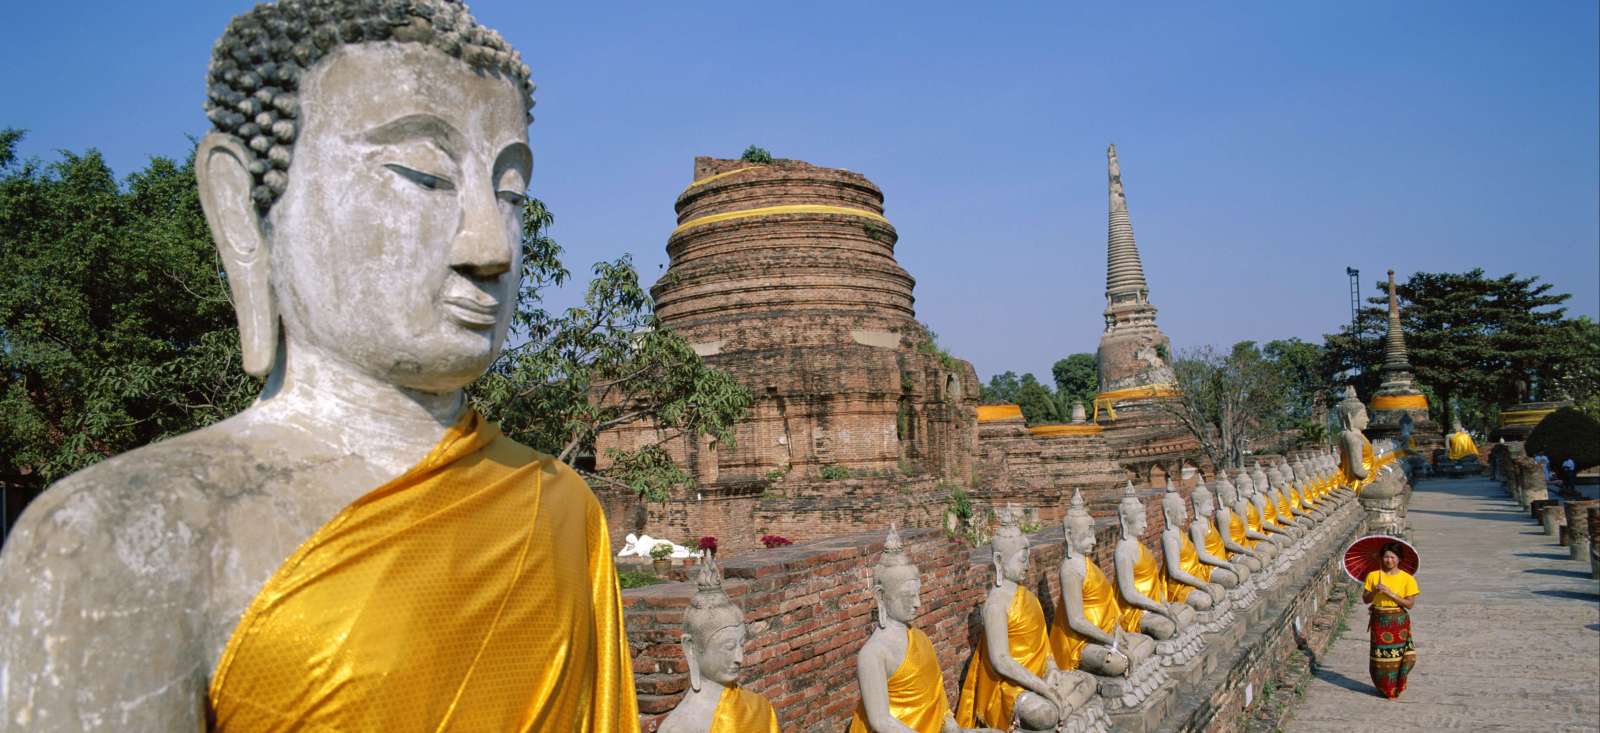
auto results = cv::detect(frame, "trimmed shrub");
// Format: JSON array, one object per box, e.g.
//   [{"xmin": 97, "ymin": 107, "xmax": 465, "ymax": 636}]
[{"xmin": 1525, "ymin": 406, "xmax": 1600, "ymax": 471}]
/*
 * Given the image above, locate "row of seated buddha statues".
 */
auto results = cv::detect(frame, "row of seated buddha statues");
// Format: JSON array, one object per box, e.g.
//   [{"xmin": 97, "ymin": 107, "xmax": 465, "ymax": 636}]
[{"xmin": 660, "ymin": 398, "xmax": 1384, "ymax": 732}]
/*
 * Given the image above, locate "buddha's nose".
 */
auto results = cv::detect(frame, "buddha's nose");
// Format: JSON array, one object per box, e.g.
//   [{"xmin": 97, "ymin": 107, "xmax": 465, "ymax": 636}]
[{"xmin": 449, "ymin": 188, "xmax": 513, "ymax": 280}]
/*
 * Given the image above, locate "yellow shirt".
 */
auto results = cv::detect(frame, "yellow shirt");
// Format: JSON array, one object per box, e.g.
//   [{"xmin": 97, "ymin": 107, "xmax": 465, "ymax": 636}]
[
  {"xmin": 848, "ymin": 628, "xmax": 950, "ymax": 733},
  {"xmin": 1049, "ymin": 558, "xmax": 1121, "ymax": 670},
  {"xmin": 956, "ymin": 586, "xmax": 1051, "ymax": 728},
  {"xmin": 1364, "ymin": 569, "xmax": 1419, "ymax": 609},
  {"xmin": 209, "ymin": 412, "xmax": 638, "ymax": 732},
  {"xmin": 711, "ymin": 686, "xmax": 780, "ymax": 733}
]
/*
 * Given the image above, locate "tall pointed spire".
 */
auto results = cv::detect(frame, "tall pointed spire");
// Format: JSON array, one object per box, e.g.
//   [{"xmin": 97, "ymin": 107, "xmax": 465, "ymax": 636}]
[
  {"xmin": 1105, "ymin": 144, "xmax": 1150, "ymax": 304},
  {"xmin": 1382, "ymin": 270, "xmax": 1412, "ymax": 373}
]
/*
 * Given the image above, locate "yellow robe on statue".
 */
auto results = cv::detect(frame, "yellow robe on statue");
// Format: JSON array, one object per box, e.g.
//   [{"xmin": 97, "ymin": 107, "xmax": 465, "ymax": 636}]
[
  {"xmin": 956, "ymin": 586, "xmax": 1051, "ymax": 728},
  {"xmin": 1202, "ymin": 520, "xmax": 1229, "ymax": 569},
  {"xmin": 1117, "ymin": 543, "xmax": 1169, "ymax": 632},
  {"xmin": 1448, "ymin": 432, "xmax": 1478, "ymax": 461},
  {"xmin": 1275, "ymin": 492, "xmax": 1295, "ymax": 522},
  {"xmin": 1166, "ymin": 533, "xmax": 1205, "ymax": 602},
  {"xmin": 1048, "ymin": 558, "xmax": 1121, "ymax": 670},
  {"xmin": 1341, "ymin": 437, "xmax": 1378, "ymax": 494},
  {"xmin": 848, "ymin": 627, "xmax": 950, "ymax": 733},
  {"xmin": 711, "ymin": 686, "xmax": 780, "ymax": 733},
  {"xmin": 1246, "ymin": 502, "xmax": 1268, "ymax": 533},
  {"xmin": 208, "ymin": 411, "xmax": 638, "ymax": 732},
  {"xmin": 1227, "ymin": 511, "xmax": 1256, "ymax": 551}
]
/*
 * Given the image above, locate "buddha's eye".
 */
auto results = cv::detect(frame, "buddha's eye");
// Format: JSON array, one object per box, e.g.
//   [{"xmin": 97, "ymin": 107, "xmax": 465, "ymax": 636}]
[
  {"xmin": 497, "ymin": 190, "xmax": 528, "ymax": 207},
  {"xmin": 385, "ymin": 163, "xmax": 456, "ymax": 192}
]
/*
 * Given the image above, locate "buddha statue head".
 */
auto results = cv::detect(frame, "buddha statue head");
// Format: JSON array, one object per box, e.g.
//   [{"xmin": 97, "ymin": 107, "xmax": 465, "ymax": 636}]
[
  {"xmin": 1215, "ymin": 471, "xmax": 1239, "ymax": 507},
  {"xmin": 872, "ymin": 524, "xmax": 921, "ymax": 629},
  {"xmin": 991, "ymin": 505, "xmax": 1031, "ymax": 586},
  {"xmin": 1117, "ymin": 482, "xmax": 1146, "ymax": 539},
  {"xmin": 682, "ymin": 554, "xmax": 746, "ymax": 692},
  {"xmin": 1160, "ymin": 486, "xmax": 1188, "ymax": 530},
  {"xmin": 1064, "ymin": 489, "xmax": 1096, "ymax": 557},
  {"xmin": 1070, "ymin": 402, "xmax": 1089, "ymax": 424},
  {"xmin": 1452, "ymin": 417, "xmax": 1465, "ymax": 434},
  {"xmin": 1337, "ymin": 386, "xmax": 1368, "ymax": 432},
  {"xmin": 196, "ymin": 0, "xmax": 534, "ymax": 392},
  {"xmin": 1250, "ymin": 463, "xmax": 1270, "ymax": 494},
  {"xmin": 1192, "ymin": 478, "xmax": 1216, "ymax": 518}
]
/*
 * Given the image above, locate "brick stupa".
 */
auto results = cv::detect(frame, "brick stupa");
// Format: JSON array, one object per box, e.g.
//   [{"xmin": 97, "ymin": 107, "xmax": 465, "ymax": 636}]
[
  {"xmin": 1091, "ymin": 145, "xmax": 1204, "ymax": 485},
  {"xmin": 595, "ymin": 157, "xmax": 978, "ymax": 551},
  {"xmin": 1366, "ymin": 270, "xmax": 1442, "ymax": 452}
]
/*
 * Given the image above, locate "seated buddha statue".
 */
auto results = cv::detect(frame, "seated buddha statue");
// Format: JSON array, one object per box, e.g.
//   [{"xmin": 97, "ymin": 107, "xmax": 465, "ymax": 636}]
[
  {"xmin": 1336, "ymin": 387, "xmax": 1384, "ymax": 494},
  {"xmin": 1269, "ymin": 463, "xmax": 1316, "ymax": 528},
  {"xmin": 1157, "ymin": 488, "xmax": 1227, "ymax": 612},
  {"xmin": 1447, "ymin": 419, "xmax": 1479, "ymax": 462},
  {"xmin": 660, "ymin": 556, "xmax": 780, "ymax": 733},
  {"xmin": 1050, "ymin": 490, "xmax": 1156, "ymax": 678},
  {"xmin": 851, "ymin": 525, "xmax": 998, "ymax": 733},
  {"xmin": 956, "ymin": 506, "xmax": 1097, "ymax": 732},
  {"xmin": 0, "ymin": 3, "xmax": 637, "ymax": 729},
  {"xmin": 1211, "ymin": 472, "xmax": 1267, "ymax": 571},
  {"xmin": 1112, "ymin": 484, "xmax": 1196, "ymax": 640},
  {"xmin": 1292, "ymin": 459, "xmax": 1330, "ymax": 520},
  {"xmin": 1187, "ymin": 479, "xmax": 1247, "ymax": 587},
  {"xmin": 1241, "ymin": 468, "xmax": 1297, "ymax": 543},
  {"xmin": 1258, "ymin": 463, "xmax": 1310, "ymax": 533}
]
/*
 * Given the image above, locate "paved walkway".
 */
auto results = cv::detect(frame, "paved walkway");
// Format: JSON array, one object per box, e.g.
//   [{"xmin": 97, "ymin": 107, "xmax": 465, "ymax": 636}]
[{"xmin": 1288, "ymin": 476, "xmax": 1600, "ymax": 733}]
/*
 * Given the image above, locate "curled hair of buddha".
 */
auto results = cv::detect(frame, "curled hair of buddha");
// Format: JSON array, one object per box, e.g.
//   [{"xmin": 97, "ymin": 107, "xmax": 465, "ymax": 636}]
[
  {"xmin": 1161, "ymin": 485, "xmax": 1186, "ymax": 522},
  {"xmin": 1336, "ymin": 385, "xmax": 1365, "ymax": 426},
  {"xmin": 684, "ymin": 554, "xmax": 742, "ymax": 642},
  {"xmin": 873, "ymin": 523, "xmax": 917, "ymax": 588},
  {"xmin": 992, "ymin": 504, "xmax": 1029, "ymax": 559},
  {"xmin": 1064, "ymin": 488, "xmax": 1093, "ymax": 538},
  {"xmin": 1117, "ymin": 481, "xmax": 1142, "ymax": 531},
  {"xmin": 205, "ymin": 0, "xmax": 536, "ymax": 213}
]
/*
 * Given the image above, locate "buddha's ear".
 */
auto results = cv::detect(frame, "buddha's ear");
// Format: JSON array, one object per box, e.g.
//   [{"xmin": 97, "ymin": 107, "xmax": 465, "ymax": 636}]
[
  {"xmin": 196, "ymin": 132, "xmax": 277, "ymax": 378},
  {"xmin": 680, "ymin": 633, "xmax": 701, "ymax": 692}
]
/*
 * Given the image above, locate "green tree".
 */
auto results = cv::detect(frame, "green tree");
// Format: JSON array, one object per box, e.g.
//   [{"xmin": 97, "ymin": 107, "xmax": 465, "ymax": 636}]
[
  {"xmin": 0, "ymin": 131, "xmax": 255, "ymax": 524},
  {"xmin": 1014, "ymin": 373, "xmax": 1060, "ymax": 426},
  {"xmin": 1322, "ymin": 269, "xmax": 1580, "ymax": 431},
  {"xmin": 1261, "ymin": 338, "xmax": 1326, "ymax": 424},
  {"xmin": 1158, "ymin": 342, "xmax": 1287, "ymax": 469},
  {"xmin": 980, "ymin": 371, "xmax": 1022, "ymax": 404},
  {"xmin": 740, "ymin": 145, "xmax": 773, "ymax": 163},
  {"xmin": 468, "ymin": 200, "xmax": 752, "ymax": 502},
  {"xmin": 1051, "ymin": 353, "xmax": 1097, "ymax": 417}
]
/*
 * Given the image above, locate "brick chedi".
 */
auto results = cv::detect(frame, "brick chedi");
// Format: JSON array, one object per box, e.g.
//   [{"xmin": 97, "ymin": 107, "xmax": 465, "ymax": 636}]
[
  {"xmin": 595, "ymin": 156, "xmax": 978, "ymax": 552},
  {"xmin": 973, "ymin": 405, "xmax": 1126, "ymax": 520},
  {"xmin": 1365, "ymin": 270, "xmax": 1442, "ymax": 452},
  {"xmin": 1091, "ymin": 145, "xmax": 1205, "ymax": 485}
]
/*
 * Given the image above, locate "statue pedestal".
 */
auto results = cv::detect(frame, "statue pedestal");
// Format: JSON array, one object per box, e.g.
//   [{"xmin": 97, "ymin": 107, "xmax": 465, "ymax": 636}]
[
  {"xmin": 1058, "ymin": 693, "xmax": 1112, "ymax": 733},
  {"xmin": 1097, "ymin": 660, "xmax": 1174, "ymax": 733}
]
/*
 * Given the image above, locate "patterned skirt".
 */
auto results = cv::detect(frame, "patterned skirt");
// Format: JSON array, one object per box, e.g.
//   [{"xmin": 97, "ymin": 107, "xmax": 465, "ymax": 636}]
[{"xmin": 1368, "ymin": 607, "xmax": 1416, "ymax": 698}]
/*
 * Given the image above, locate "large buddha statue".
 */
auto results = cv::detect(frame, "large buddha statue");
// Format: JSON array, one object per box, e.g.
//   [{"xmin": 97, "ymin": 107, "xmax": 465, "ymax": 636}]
[
  {"xmin": 1186, "ymin": 479, "xmax": 1246, "ymax": 588},
  {"xmin": 1211, "ymin": 471, "xmax": 1268, "ymax": 571},
  {"xmin": 1051, "ymin": 491, "xmax": 1154, "ymax": 676},
  {"xmin": 1157, "ymin": 488, "xmax": 1227, "ymax": 613},
  {"xmin": 0, "ymin": 3, "xmax": 637, "ymax": 729},
  {"xmin": 956, "ymin": 506, "xmax": 1100, "ymax": 732},
  {"xmin": 1338, "ymin": 386, "xmax": 1408, "ymax": 534},
  {"xmin": 1112, "ymin": 484, "xmax": 1206, "ymax": 670},
  {"xmin": 661, "ymin": 556, "xmax": 780, "ymax": 733},
  {"xmin": 851, "ymin": 526, "xmax": 997, "ymax": 733},
  {"xmin": 1446, "ymin": 419, "xmax": 1479, "ymax": 462},
  {"xmin": 1337, "ymin": 386, "xmax": 1379, "ymax": 493}
]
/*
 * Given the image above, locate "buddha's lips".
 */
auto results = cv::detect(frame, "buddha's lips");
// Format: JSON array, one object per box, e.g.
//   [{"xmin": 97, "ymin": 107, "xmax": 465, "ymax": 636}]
[{"xmin": 441, "ymin": 296, "xmax": 499, "ymax": 328}]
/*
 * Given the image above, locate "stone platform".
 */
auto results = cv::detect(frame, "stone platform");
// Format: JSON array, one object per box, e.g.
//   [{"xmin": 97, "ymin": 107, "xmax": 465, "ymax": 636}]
[{"xmin": 1286, "ymin": 476, "xmax": 1600, "ymax": 732}]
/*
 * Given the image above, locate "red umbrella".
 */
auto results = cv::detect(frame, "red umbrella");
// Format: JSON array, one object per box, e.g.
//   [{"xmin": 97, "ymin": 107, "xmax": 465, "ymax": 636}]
[{"xmin": 1342, "ymin": 535, "xmax": 1420, "ymax": 584}]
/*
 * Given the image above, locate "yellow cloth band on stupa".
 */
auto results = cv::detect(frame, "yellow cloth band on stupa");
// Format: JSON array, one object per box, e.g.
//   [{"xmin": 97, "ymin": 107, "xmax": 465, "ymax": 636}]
[
  {"xmin": 1092, "ymin": 383, "xmax": 1180, "ymax": 421},
  {"xmin": 1370, "ymin": 394, "xmax": 1428, "ymax": 410},
  {"xmin": 977, "ymin": 404, "xmax": 1024, "ymax": 422},
  {"xmin": 1029, "ymin": 423, "xmax": 1104, "ymax": 437},
  {"xmin": 680, "ymin": 166, "xmax": 760, "ymax": 195},
  {"xmin": 671, "ymin": 204, "xmax": 890, "ymax": 237}
]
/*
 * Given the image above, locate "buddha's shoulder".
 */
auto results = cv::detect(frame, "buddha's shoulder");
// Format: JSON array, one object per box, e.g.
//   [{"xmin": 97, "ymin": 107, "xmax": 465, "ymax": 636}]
[{"xmin": 494, "ymin": 438, "xmax": 602, "ymax": 515}]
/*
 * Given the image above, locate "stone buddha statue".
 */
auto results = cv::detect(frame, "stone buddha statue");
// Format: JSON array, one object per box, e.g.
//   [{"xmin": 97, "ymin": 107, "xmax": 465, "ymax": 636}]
[
  {"xmin": 1291, "ymin": 459, "xmax": 1329, "ymax": 520},
  {"xmin": 1268, "ymin": 462, "xmax": 1315, "ymax": 528},
  {"xmin": 1240, "ymin": 467, "xmax": 1296, "ymax": 543},
  {"xmin": 956, "ymin": 506, "xmax": 1099, "ymax": 732},
  {"xmin": 1257, "ymin": 462, "xmax": 1307, "ymax": 533},
  {"xmin": 1186, "ymin": 479, "xmax": 1246, "ymax": 587},
  {"xmin": 0, "ymin": 3, "xmax": 637, "ymax": 729},
  {"xmin": 1447, "ymin": 418, "xmax": 1479, "ymax": 462},
  {"xmin": 1112, "ymin": 484, "xmax": 1192, "ymax": 639},
  {"xmin": 1050, "ymin": 490, "xmax": 1154, "ymax": 677},
  {"xmin": 661, "ymin": 556, "xmax": 780, "ymax": 733},
  {"xmin": 1211, "ymin": 471, "xmax": 1267, "ymax": 571},
  {"xmin": 851, "ymin": 525, "xmax": 997, "ymax": 733},
  {"xmin": 1337, "ymin": 386, "xmax": 1379, "ymax": 493},
  {"xmin": 1157, "ymin": 488, "xmax": 1226, "ymax": 613}
]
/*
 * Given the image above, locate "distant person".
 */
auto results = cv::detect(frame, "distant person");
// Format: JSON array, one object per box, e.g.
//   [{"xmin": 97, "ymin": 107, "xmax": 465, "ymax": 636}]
[
  {"xmin": 1534, "ymin": 452, "xmax": 1551, "ymax": 482},
  {"xmin": 1561, "ymin": 456, "xmax": 1578, "ymax": 492},
  {"xmin": 1363, "ymin": 542, "xmax": 1420, "ymax": 699}
]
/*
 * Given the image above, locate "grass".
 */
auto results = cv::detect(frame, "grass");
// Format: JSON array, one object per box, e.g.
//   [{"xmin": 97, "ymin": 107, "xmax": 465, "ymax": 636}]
[{"xmin": 618, "ymin": 569, "xmax": 667, "ymax": 589}]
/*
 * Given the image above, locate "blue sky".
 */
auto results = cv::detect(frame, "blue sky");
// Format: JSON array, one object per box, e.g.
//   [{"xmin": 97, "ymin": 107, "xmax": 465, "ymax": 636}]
[{"xmin": 4, "ymin": 1, "xmax": 1596, "ymax": 383}]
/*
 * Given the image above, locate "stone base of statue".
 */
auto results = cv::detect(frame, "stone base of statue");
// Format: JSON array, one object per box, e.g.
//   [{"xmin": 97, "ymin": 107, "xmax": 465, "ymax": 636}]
[
  {"xmin": 1058, "ymin": 692, "xmax": 1112, "ymax": 733},
  {"xmin": 1227, "ymin": 572, "xmax": 1259, "ymax": 610},
  {"xmin": 1096, "ymin": 657, "xmax": 1174, "ymax": 733}
]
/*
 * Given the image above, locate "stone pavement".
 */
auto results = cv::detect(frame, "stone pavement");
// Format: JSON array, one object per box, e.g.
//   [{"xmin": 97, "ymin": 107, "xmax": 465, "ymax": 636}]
[{"xmin": 1287, "ymin": 475, "xmax": 1600, "ymax": 733}]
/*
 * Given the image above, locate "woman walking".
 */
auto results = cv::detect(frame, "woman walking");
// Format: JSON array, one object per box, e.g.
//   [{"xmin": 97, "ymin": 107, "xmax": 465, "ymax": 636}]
[{"xmin": 1362, "ymin": 542, "xmax": 1420, "ymax": 699}]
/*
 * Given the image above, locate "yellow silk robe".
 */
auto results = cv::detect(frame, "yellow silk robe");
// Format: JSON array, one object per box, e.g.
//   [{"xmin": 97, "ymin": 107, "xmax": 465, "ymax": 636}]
[
  {"xmin": 1275, "ymin": 492, "xmax": 1295, "ymax": 522},
  {"xmin": 848, "ymin": 628, "xmax": 950, "ymax": 733},
  {"xmin": 1341, "ymin": 438, "xmax": 1377, "ymax": 494},
  {"xmin": 711, "ymin": 686, "xmax": 780, "ymax": 733},
  {"xmin": 1165, "ymin": 533, "xmax": 1205, "ymax": 602},
  {"xmin": 1048, "ymin": 559, "xmax": 1121, "ymax": 670},
  {"xmin": 208, "ymin": 411, "xmax": 638, "ymax": 732},
  {"xmin": 1246, "ymin": 502, "xmax": 1267, "ymax": 534},
  {"xmin": 956, "ymin": 587, "xmax": 1051, "ymax": 728},
  {"xmin": 1447, "ymin": 432, "xmax": 1478, "ymax": 461},
  {"xmin": 1117, "ymin": 543, "xmax": 1169, "ymax": 632},
  {"xmin": 1227, "ymin": 512, "xmax": 1256, "ymax": 551},
  {"xmin": 1202, "ymin": 520, "xmax": 1229, "ymax": 567}
]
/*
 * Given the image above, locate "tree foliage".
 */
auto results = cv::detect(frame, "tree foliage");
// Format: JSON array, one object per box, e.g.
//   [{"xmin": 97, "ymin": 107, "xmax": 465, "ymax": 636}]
[
  {"xmin": 1051, "ymin": 353, "xmax": 1097, "ymax": 417},
  {"xmin": 980, "ymin": 371, "xmax": 1022, "ymax": 404},
  {"xmin": 1321, "ymin": 269, "xmax": 1589, "ymax": 431},
  {"xmin": 467, "ymin": 200, "xmax": 752, "ymax": 501},
  {"xmin": 739, "ymin": 145, "xmax": 773, "ymax": 164},
  {"xmin": 1014, "ymin": 373, "xmax": 1059, "ymax": 426},
  {"xmin": 1159, "ymin": 342, "xmax": 1288, "ymax": 469},
  {"xmin": 0, "ymin": 130, "xmax": 255, "ymax": 506}
]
